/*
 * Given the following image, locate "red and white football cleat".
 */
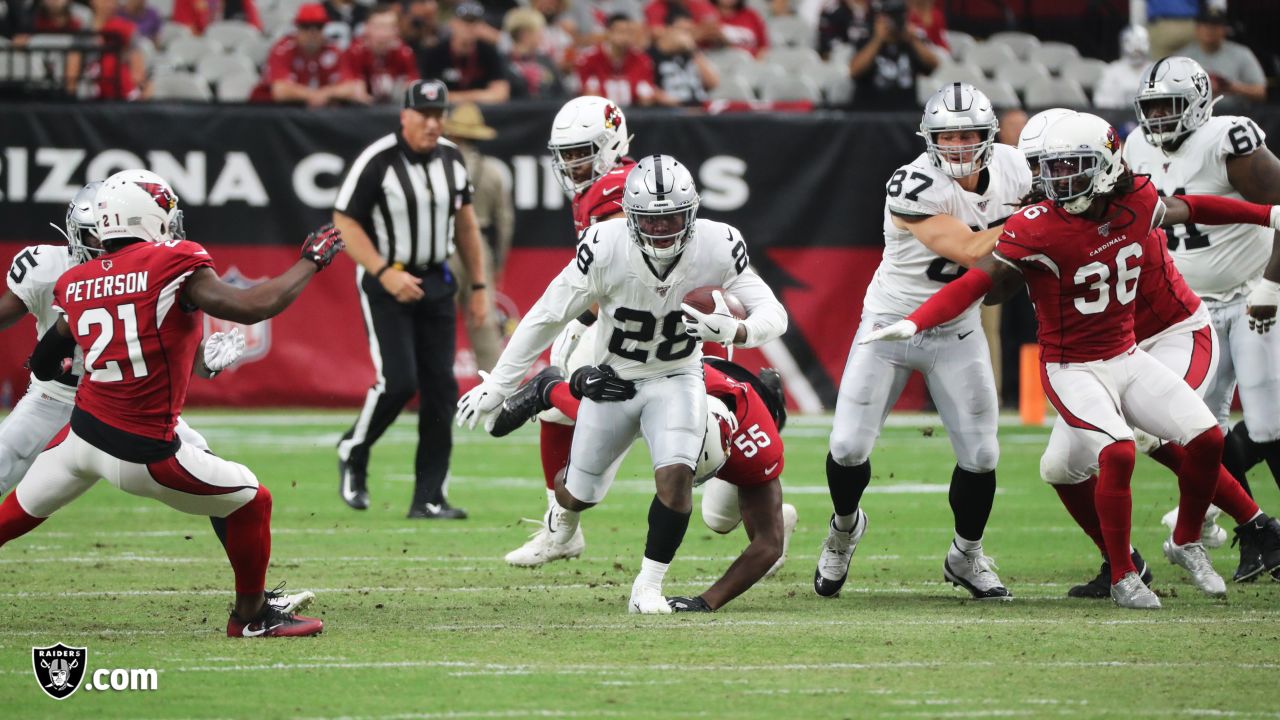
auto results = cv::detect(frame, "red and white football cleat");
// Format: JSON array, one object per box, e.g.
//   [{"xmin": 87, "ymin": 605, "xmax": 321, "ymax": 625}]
[{"xmin": 227, "ymin": 605, "xmax": 323, "ymax": 638}]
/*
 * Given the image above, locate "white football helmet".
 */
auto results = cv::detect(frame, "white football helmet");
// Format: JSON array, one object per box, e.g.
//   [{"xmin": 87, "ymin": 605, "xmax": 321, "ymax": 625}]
[
  {"xmin": 693, "ymin": 396, "xmax": 739, "ymax": 486},
  {"xmin": 1038, "ymin": 113, "xmax": 1125, "ymax": 215},
  {"xmin": 622, "ymin": 154, "xmax": 700, "ymax": 261},
  {"xmin": 1017, "ymin": 108, "xmax": 1076, "ymax": 178},
  {"xmin": 61, "ymin": 181, "xmax": 104, "ymax": 264},
  {"xmin": 95, "ymin": 169, "xmax": 182, "ymax": 244},
  {"xmin": 919, "ymin": 82, "xmax": 1000, "ymax": 178},
  {"xmin": 1133, "ymin": 56, "xmax": 1216, "ymax": 149},
  {"xmin": 548, "ymin": 95, "xmax": 631, "ymax": 195}
]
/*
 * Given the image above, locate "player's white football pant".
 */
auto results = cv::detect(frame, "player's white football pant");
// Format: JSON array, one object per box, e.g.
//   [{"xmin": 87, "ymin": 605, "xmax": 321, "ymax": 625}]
[
  {"xmin": 1203, "ymin": 295, "xmax": 1280, "ymax": 442},
  {"xmin": 0, "ymin": 391, "xmax": 71, "ymax": 496}
]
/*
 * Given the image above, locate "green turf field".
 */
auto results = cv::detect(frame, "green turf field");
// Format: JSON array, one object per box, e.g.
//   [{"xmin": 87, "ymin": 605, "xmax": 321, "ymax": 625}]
[{"xmin": 0, "ymin": 411, "xmax": 1277, "ymax": 719}]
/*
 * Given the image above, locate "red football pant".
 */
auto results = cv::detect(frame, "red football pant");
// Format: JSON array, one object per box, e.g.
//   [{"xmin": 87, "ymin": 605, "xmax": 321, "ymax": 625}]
[
  {"xmin": 1095, "ymin": 440, "xmax": 1137, "ymax": 583},
  {"xmin": 0, "ymin": 492, "xmax": 47, "ymax": 548},
  {"xmin": 1053, "ymin": 476, "xmax": 1106, "ymax": 554}
]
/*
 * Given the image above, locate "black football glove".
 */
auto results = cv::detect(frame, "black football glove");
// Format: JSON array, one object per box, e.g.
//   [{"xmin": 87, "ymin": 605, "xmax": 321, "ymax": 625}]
[
  {"xmin": 301, "ymin": 223, "xmax": 344, "ymax": 270},
  {"xmin": 667, "ymin": 596, "xmax": 713, "ymax": 613},
  {"xmin": 569, "ymin": 364, "xmax": 636, "ymax": 402}
]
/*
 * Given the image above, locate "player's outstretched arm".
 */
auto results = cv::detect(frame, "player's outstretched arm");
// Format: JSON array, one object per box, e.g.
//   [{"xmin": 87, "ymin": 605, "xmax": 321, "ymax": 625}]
[
  {"xmin": 861, "ymin": 254, "xmax": 1016, "ymax": 344},
  {"xmin": 28, "ymin": 318, "xmax": 75, "ymax": 381},
  {"xmin": 697, "ymin": 480, "xmax": 786, "ymax": 611},
  {"xmin": 182, "ymin": 224, "xmax": 344, "ymax": 325},
  {"xmin": 895, "ymin": 214, "xmax": 1005, "ymax": 269},
  {"xmin": 1158, "ymin": 194, "xmax": 1278, "ymax": 230},
  {"xmin": 1225, "ymin": 146, "xmax": 1280, "ymax": 332},
  {"xmin": 0, "ymin": 290, "xmax": 28, "ymax": 332}
]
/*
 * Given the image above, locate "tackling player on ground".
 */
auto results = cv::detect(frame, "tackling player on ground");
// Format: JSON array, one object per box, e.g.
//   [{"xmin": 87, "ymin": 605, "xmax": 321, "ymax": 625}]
[
  {"xmin": 818, "ymin": 82, "xmax": 1029, "ymax": 602},
  {"xmin": 503, "ymin": 95, "xmax": 638, "ymax": 567},
  {"xmin": 458, "ymin": 155, "xmax": 787, "ymax": 613},
  {"xmin": 864, "ymin": 112, "xmax": 1280, "ymax": 608},
  {"xmin": 0, "ymin": 170, "xmax": 343, "ymax": 636}
]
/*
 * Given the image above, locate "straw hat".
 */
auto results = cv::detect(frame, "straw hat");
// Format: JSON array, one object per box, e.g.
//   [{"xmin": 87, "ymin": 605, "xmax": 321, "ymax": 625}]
[{"xmin": 444, "ymin": 102, "xmax": 497, "ymax": 140}]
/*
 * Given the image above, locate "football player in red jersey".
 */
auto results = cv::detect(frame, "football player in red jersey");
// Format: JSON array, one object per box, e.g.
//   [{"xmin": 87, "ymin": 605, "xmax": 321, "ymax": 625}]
[
  {"xmin": 0, "ymin": 169, "xmax": 345, "ymax": 637},
  {"xmin": 502, "ymin": 96, "xmax": 638, "ymax": 567},
  {"xmin": 864, "ymin": 113, "xmax": 1280, "ymax": 608},
  {"xmin": 490, "ymin": 356, "xmax": 795, "ymax": 611}
]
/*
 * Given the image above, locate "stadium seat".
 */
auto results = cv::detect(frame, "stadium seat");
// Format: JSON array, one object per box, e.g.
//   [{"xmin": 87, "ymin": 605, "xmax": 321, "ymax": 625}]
[
  {"xmin": 218, "ymin": 71, "xmax": 259, "ymax": 102},
  {"xmin": 1033, "ymin": 41, "xmax": 1081, "ymax": 70},
  {"xmin": 767, "ymin": 16, "xmax": 814, "ymax": 49},
  {"xmin": 763, "ymin": 46, "xmax": 821, "ymax": 74},
  {"xmin": 197, "ymin": 53, "xmax": 257, "ymax": 83},
  {"xmin": 975, "ymin": 79, "xmax": 1021, "ymax": 109},
  {"xmin": 733, "ymin": 60, "xmax": 787, "ymax": 94},
  {"xmin": 942, "ymin": 30, "xmax": 976, "ymax": 62},
  {"xmin": 921, "ymin": 62, "xmax": 988, "ymax": 99},
  {"xmin": 1023, "ymin": 76, "xmax": 1090, "ymax": 108},
  {"xmin": 150, "ymin": 0, "xmax": 176, "ymax": 19},
  {"xmin": 820, "ymin": 72, "xmax": 853, "ymax": 106},
  {"xmin": 827, "ymin": 42, "xmax": 853, "ymax": 68},
  {"xmin": 759, "ymin": 74, "xmax": 820, "ymax": 102},
  {"xmin": 709, "ymin": 74, "xmax": 756, "ymax": 102},
  {"xmin": 994, "ymin": 61, "xmax": 1050, "ymax": 92},
  {"xmin": 965, "ymin": 42, "xmax": 1018, "ymax": 76},
  {"xmin": 1062, "ymin": 58, "xmax": 1108, "ymax": 92},
  {"xmin": 235, "ymin": 34, "xmax": 272, "ymax": 67},
  {"xmin": 205, "ymin": 20, "xmax": 262, "ymax": 51},
  {"xmin": 165, "ymin": 36, "xmax": 222, "ymax": 68},
  {"xmin": 157, "ymin": 21, "xmax": 193, "ymax": 50},
  {"xmin": 987, "ymin": 31, "xmax": 1041, "ymax": 60},
  {"xmin": 705, "ymin": 47, "xmax": 755, "ymax": 75},
  {"xmin": 151, "ymin": 72, "xmax": 214, "ymax": 101}
]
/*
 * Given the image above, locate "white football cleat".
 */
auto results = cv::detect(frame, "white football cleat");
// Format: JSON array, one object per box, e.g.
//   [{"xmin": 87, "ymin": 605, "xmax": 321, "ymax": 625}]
[
  {"xmin": 1162, "ymin": 505, "xmax": 1228, "ymax": 549},
  {"xmin": 763, "ymin": 503, "xmax": 798, "ymax": 579},
  {"xmin": 813, "ymin": 509, "xmax": 868, "ymax": 597},
  {"xmin": 504, "ymin": 520, "xmax": 585, "ymax": 567},
  {"xmin": 944, "ymin": 542, "xmax": 1012, "ymax": 601},
  {"xmin": 628, "ymin": 578, "xmax": 672, "ymax": 615},
  {"xmin": 1163, "ymin": 538, "xmax": 1227, "ymax": 597},
  {"xmin": 265, "ymin": 584, "xmax": 315, "ymax": 615},
  {"xmin": 1111, "ymin": 571, "xmax": 1162, "ymax": 609}
]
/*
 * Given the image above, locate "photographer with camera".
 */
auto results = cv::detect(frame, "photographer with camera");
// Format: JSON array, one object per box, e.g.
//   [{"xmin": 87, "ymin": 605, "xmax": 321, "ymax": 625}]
[{"xmin": 845, "ymin": 0, "xmax": 938, "ymax": 109}]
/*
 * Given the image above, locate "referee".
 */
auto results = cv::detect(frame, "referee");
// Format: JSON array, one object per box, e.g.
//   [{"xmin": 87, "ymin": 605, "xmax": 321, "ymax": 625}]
[{"xmin": 333, "ymin": 79, "xmax": 490, "ymax": 519}]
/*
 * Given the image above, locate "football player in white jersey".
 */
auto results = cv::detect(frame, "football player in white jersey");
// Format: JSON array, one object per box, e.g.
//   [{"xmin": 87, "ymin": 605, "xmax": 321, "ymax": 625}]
[
  {"xmin": 1124, "ymin": 57, "xmax": 1280, "ymax": 580},
  {"xmin": 816, "ymin": 82, "xmax": 1031, "ymax": 602},
  {"xmin": 457, "ymin": 155, "xmax": 787, "ymax": 614},
  {"xmin": 0, "ymin": 181, "xmax": 311, "ymax": 612}
]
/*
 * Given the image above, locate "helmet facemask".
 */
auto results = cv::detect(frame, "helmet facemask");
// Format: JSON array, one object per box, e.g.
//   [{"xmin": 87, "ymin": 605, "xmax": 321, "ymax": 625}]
[
  {"xmin": 550, "ymin": 140, "xmax": 605, "ymax": 195},
  {"xmin": 66, "ymin": 215, "xmax": 104, "ymax": 264},
  {"xmin": 626, "ymin": 201, "xmax": 698, "ymax": 261},
  {"xmin": 925, "ymin": 128, "xmax": 996, "ymax": 178},
  {"xmin": 1040, "ymin": 152, "xmax": 1104, "ymax": 214},
  {"xmin": 1134, "ymin": 94, "xmax": 1193, "ymax": 148}
]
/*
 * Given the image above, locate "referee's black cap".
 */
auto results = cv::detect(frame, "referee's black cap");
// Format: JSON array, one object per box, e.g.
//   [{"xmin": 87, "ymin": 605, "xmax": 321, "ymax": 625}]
[{"xmin": 403, "ymin": 79, "xmax": 451, "ymax": 111}]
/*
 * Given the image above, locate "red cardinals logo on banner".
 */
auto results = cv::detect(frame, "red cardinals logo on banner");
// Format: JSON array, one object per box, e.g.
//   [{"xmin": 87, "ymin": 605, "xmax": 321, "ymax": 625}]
[
  {"xmin": 603, "ymin": 103, "xmax": 622, "ymax": 131},
  {"xmin": 135, "ymin": 182, "xmax": 177, "ymax": 212}
]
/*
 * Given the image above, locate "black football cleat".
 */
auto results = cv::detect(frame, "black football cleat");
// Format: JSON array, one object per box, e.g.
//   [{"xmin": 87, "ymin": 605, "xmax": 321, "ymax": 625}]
[
  {"xmin": 668, "ymin": 596, "xmax": 713, "ymax": 612},
  {"xmin": 407, "ymin": 501, "xmax": 468, "ymax": 520},
  {"xmin": 490, "ymin": 366, "xmax": 564, "ymax": 438},
  {"xmin": 1231, "ymin": 514, "xmax": 1280, "ymax": 582},
  {"xmin": 338, "ymin": 457, "xmax": 369, "ymax": 510},
  {"xmin": 1068, "ymin": 549, "xmax": 1153, "ymax": 599}
]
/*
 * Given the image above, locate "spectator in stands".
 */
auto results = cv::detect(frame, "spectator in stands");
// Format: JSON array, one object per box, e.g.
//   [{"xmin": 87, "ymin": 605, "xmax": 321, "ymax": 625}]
[
  {"xmin": 847, "ymin": 0, "xmax": 937, "ymax": 110},
  {"xmin": 644, "ymin": 0, "xmax": 720, "ymax": 47},
  {"xmin": 172, "ymin": 0, "xmax": 262, "ymax": 35},
  {"xmin": 345, "ymin": 4, "xmax": 419, "ymax": 103},
  {"xmin": 27, "ymin": 0, "xmax": 82, "ymax": 33},
  {"xmin": 650, "ymin": 17, "xmax": 717, "ymax": 104},
  {"xmin": 905, "ymin": 0, "xmax": 946, "ymax": 52},
  {"xmin": 530, "ymin": 0, "xmax": 578, "ymax": 74},
  {"xmin": 116, "ymin": 0, "xmax": 161, "ymax": 42},
  {"xmin": 996, "ymin": 109, "xmax": 1027, "ymax": 147},
  {"xmin": 575, "ymin": 12, "xmax": 656, "ymax": 105},
  {"xmin": 400, "ymin": 0, "xmax": 443, "ymax": 51},
  {"xmin": 444, "ymin": 102, "xmax": 512, "ymax": 373},
  {"xmin": 417, "ymin": 1, "xmax": 510, "ymax": 103},
  {"xmin": 252, "ymin": 3, "xmax": 368, "ymax": 106},
  {"xmin": 1145, "ymin": 0, "xmax": 1198, "ymax": 59},
  {"xmin": 503, "ymin": 7, "xmax": 567, "ymax": 99},
  {"xmin": 818, "ymin": 0, "xmax": 871, "ymax": 62},
  {"xmin": 1094, "ymin": 25, "xmax": 1151, "ymax": 110},
  {"xmin": 324, "ymin": 0, "xmax": 369, "ymax": 31},
  {"xmin": 83, "ymin": 0, "xmax": 145, "ymax": 98},
  {"xmin": 1176, "ymin": 5, "xmax": 1266, "ymax": 108},
  {"xmin": 713, "ymin": 0, "xmax": 767, "ymax": 56}
]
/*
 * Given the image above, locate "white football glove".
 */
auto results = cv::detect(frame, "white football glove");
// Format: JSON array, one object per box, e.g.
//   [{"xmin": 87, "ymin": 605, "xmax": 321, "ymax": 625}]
[
  {"xmin": 1246, "ymin": 279, "xmax": 1280, "ymax": 334},
  {"xmin": 550, "ymin": 317, "xmax": 590, "ymax": 370},
  {"xmin": 681, "ymin": 291, "xmax": 740, "ymax": 346},
  {"xmin": 455, "ymin": 371, "xmax": 506, "ymax": 431},
  {"xmin": 204, "ymin": 327, "xmax": 246, "ymax": 373},
  {"xmin": 858, "ymin": 319, "xmax": 918, "ymax": 345},
  {"xmin": 1270, "ymin": 206, "xmax": 1280, "ymax": 231}
]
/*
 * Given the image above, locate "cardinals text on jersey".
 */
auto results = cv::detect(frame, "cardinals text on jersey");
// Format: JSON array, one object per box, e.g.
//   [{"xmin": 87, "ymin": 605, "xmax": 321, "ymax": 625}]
[
  {"xmin": 7, "ymin": 245, "xmax": 83, "ymax": 404},
  {"xmin": 1122, "ymin": 116, "xmax": 1271, "ymax": 300},
  {"xmin": 864, "ymin": 143, "xmax": 1032, "ymax": 323}
]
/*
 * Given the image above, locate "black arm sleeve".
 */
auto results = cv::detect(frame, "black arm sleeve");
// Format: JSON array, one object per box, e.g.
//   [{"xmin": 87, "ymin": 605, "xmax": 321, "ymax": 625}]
[{"xmin": 29, "ymin": 326, "xmax": 77, "ymax": 381}]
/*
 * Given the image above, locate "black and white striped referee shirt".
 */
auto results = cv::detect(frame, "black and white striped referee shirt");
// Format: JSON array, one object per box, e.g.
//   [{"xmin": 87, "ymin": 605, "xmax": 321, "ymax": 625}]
[{"xmin": 334, "ymin": 132, "xmax": 473, "ymax": 269}]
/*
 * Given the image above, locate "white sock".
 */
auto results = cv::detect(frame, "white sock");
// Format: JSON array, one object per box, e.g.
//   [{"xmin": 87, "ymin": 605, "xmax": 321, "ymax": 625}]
[
  {"xmin": 953, "ymin": 534, "xmax": 982, "ymax": 553},
  {"xmin": 636, "ymin": 557, "xmax": 669, "ymax": 588},
  {"xmin": 546, "ymin": 505, "xmax": 580, "ymax": 544},
  {"xmin": 1247, "ymin": 509, "xmax": 1264, "ymax": 524},
  {"xmin": 833, "ymin": 512, "xmax": 858, "ymax": 532},
  {"xmin": 545, "ymin": 488, "xmax": 558, "ymax": 510}
]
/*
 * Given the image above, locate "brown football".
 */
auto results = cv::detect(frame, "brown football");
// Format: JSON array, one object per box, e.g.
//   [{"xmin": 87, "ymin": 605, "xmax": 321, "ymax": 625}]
[{"xmin": 683, "ymin": 286, "xmax": 747, "ymax": 319}]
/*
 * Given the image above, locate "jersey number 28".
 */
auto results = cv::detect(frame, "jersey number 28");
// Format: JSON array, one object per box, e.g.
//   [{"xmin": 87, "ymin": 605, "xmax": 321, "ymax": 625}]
[
  {"xmin": 78, "ymin": 304, "xmax": 149, "ymax": 382},
  {"xmin": 1074, "ymin": 245, "xmax": 1142, "ymax": 315},
  {"xmin": 607, "ymin": 308, "xmax": 696, "ymax": 363}
]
